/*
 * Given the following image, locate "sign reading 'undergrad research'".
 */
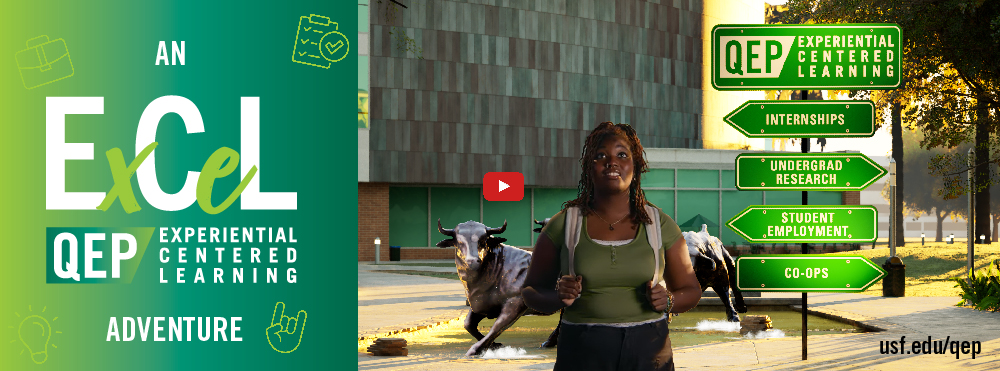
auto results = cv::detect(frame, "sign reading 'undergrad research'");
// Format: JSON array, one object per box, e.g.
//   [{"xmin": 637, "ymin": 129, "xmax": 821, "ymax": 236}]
[{"xmin": 712, "ymin": 24, "xmax": 901, "ymax": 90}]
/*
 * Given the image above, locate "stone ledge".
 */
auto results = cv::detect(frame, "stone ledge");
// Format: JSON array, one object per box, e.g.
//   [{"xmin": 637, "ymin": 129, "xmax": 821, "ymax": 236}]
[{"xmin": 790, "ymin": 304, "xmax": 893, "ymax": 333}]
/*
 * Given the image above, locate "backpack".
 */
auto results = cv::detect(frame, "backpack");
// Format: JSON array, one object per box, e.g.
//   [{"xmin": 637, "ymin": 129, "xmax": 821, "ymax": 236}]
[{"xmin": 564, "ymin": 204, "xmax": 664, "ymax": 286}]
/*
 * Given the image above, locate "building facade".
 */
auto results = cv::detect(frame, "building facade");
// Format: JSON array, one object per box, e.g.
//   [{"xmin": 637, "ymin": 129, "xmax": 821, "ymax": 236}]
[{"xmin": 358, "ymin": 0, "xmax": 858, "ymax": 261}]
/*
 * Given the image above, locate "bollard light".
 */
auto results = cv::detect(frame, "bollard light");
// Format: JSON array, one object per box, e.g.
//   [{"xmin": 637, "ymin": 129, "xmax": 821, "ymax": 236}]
[
  {"xmin": 921, "ymin": 233, "xmax": 925, "ymax": 246},
  {"xmin": 981, "ymin": 235, "xmax": 986, "ymax": 244},
  {"xmin": 374, "ymin": 237, "xmax": 381, "ymax": 264},
  {"xmin": 950, "ymin": 233, "xmax": 955, "ymax": 244}
]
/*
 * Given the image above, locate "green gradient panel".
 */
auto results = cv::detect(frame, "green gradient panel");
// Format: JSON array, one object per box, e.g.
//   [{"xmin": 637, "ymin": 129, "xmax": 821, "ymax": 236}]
[
  {"xmin": 389, "ymin": 187, "xmax": 428, "ymax": 247},
  {"xmin": 0, "ymin": 1, "xmax": 357, "ymax": 370}
]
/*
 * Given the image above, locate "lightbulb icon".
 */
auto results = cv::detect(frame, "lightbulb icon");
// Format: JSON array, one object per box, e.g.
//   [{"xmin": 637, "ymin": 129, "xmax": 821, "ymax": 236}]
[{"xmin": 19, "ymin": 315, "xmax": 51, "ymax": 364}]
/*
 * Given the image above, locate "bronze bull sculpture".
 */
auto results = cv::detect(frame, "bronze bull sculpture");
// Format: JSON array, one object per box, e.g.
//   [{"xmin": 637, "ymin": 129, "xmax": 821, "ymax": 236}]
[
  {"xmin": 684, "ymin": 224, "xmax": 747, "ymax": 322},
  {"xmin": 437, "ymin": 220, "xmax": 559, "ymax": 356}
]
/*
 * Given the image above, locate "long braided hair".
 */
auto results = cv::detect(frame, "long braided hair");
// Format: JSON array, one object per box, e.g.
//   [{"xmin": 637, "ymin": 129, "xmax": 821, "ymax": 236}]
[{"xmin": 564, "ymin": 122, "xmax": 653, "ymax": 226}]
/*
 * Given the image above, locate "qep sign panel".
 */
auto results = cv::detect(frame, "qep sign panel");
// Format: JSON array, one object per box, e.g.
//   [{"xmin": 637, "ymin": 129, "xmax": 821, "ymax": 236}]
[{"xmin": 712, "ymin": 24, "xmax": 901, "ymax": 90}]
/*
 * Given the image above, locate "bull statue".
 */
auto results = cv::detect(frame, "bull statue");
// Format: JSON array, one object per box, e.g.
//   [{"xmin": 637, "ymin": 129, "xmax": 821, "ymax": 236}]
[
  {"xmin": 437, "ymin": 219, "xmax": 559, "ymax": 356},
  {"xmin": 683, "ymin": 224, "xmax": 747, "ymax": 322}
]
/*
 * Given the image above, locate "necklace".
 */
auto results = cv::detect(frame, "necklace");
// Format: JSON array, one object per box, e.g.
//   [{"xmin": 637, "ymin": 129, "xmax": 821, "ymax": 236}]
[{"xmin": 594, "ymin": 211, "xmax": 629, "ymax": 230}]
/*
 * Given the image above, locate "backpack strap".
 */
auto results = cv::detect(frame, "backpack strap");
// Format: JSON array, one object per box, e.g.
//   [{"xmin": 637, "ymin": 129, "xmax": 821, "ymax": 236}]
[
  {"xmin": 564, "ymin": 206, "xmax": 583, "ymax": 277},
  {"xmin": 644, "ymin": 205, "xmax": 664, "ymax": 286}
]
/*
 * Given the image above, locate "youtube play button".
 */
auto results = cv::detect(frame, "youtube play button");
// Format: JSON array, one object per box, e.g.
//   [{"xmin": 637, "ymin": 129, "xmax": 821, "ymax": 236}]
[{"xmin": 483, "ymin": 172, "xmax": 524, "ymax": 201}]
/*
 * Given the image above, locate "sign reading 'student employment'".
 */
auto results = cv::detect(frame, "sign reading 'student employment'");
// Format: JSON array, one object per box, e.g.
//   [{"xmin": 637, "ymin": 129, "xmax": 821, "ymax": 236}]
[{"xmin": 727, "ymin": 205, "xmax": 878, "ymax": 243}]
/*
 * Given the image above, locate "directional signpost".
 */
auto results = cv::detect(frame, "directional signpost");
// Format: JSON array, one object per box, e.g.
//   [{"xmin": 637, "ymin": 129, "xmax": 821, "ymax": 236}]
[
  {"xmin": 735, "ymin": 153, "xmax": 887, "ymax": 191},
  {"xmin": 711, "ymin": 22, "xmax": 900, "ymax": 361},
  {"xmin": 727, "ymin": 205, "xmax": 878, "ymax": 243},
  {"xmin": 724, "ymin": 100, "xmax": 875, "ymax": 138},
  {"xmin": 712, "ymin": 24, "xmax": 902, "ymax": 90},
  {"xmin": 736, "ymin": 255, "xmax": 886, "ymax": 292}
]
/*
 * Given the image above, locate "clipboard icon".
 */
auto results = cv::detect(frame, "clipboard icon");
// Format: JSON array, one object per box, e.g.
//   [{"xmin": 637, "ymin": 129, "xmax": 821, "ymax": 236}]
[{"xmin": 292, "ymin": 14, "xmax": 349, "ymax": 69}]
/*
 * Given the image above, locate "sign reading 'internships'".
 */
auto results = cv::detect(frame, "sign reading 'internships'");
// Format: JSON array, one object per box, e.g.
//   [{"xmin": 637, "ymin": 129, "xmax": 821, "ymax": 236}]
[
  {"xmin": 712, "ymin": 24, "xmax": 902, "ymax": 90},
  {"xmin": 735, "ymin": 153, "xmax": 887, "ymax": 191},
  {"xmin": 724, "ymin": 100, "xmax": 876, "ymax": 138}
]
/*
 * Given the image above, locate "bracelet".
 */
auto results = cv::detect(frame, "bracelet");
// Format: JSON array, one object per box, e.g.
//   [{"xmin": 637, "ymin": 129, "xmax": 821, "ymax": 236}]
[{"xmin": 664, "ymin": 292, "xmax": 674, "ymax": 323}]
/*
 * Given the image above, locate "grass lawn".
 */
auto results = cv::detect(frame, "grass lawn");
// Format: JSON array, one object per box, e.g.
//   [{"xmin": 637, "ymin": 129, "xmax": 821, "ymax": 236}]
[{"xmin": 825, "ymin": 242, "xmax": 1000, "ymax": 297}]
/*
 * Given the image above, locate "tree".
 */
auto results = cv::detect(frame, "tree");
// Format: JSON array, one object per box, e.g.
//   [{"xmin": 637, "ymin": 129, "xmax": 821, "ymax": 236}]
[
  {"xmin": 376, "ymin": 0, "xmax": 424, "ymax": 59},
  {"xmin": 885, "ymin": 128, "xmax": 967, "ymax": 241},
  {"xmin": 783, "ymin": 0, "xmax": 1000, "ymax": 244}
]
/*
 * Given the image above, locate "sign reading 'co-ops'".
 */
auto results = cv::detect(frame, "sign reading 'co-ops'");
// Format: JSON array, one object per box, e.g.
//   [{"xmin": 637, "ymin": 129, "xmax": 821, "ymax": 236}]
[{"xmin": 712, "ymin": 24, "xmax": 901, "ymax": 90}]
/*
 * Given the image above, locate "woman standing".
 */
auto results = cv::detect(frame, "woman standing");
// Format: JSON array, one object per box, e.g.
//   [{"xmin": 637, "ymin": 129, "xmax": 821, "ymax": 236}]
[{"xmin": 522, "ymin": 122, "xmax": 701, "ymax": 370}]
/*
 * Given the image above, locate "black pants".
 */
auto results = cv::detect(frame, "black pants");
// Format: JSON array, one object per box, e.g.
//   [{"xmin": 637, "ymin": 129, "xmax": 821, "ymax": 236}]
[{"xmin": 554, "ymin": 318, "xmax": 674, "ymax": 371}]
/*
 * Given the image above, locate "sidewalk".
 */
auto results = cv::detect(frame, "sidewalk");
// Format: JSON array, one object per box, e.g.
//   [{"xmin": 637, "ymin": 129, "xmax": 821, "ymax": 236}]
[
  {"xmin": 673, "ymin": 293, "xmax": 1000, "ymax": 370},
  {"xmin": 358, "ymin": 263, "xmax": 1000, "ymax": 370},
  {"xmin": 358, "ymin": 262, "xmax": 466, "ymax": 342}
]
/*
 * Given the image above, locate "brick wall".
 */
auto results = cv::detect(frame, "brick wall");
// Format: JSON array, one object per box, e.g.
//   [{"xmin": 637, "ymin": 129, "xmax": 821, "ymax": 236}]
[
  {"xmin": 358, "ymin": 182, "xmax": 390, "ymax": 262},
  {"xmin": 842, "ymin": 191, "xmax": 860, "ymax": 205}
]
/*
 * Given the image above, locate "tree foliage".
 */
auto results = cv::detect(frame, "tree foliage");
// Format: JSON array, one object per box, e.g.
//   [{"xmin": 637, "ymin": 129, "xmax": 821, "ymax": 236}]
[
  {"xmin": 784, "ymin": 0, "xmax": 999, "ymax": 242},
  {"xmin": 882, "ymin": 128, "xmax": 968, "ymax": 239},
  {"xmin": 783, "ymin": 1, "xmax": 1000, "ymax": 176}
]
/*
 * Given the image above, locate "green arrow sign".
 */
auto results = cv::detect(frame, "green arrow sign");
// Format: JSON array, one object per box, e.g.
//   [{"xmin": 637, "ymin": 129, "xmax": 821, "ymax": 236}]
[
  {"xmin": 725, "ymin": 100, "xmax": 875, "ymax": 138},
  {"xmin": 735, "ymin": 153, "xmax": 886, "ymax": 191},
  {"xmin": 736, "ymin": 255, "xmax": 886, "ymax": 292},
  {"xmin": 712, "ymin": 24, "xmax": 902, "ymax": 90},
  {"xmin": 727, "ymin": 205, "xmax": 878, "ymax": 243}
]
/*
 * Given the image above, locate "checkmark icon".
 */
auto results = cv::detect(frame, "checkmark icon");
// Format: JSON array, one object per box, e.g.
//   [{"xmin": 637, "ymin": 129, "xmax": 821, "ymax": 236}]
[
  {"xmin": 300, "ymin": 39, "xmax": 309, "ymax": 44},
  {"xmin": 298, "ymin": 51, "xmax": 307, "ymax": 56},
  {"xmin": 304, "ymin": 27, "xmax": 312, "ymax": 31},
  {"xmin": 325, "ymin": 40, "xmax": 343, "ymax": 55}
]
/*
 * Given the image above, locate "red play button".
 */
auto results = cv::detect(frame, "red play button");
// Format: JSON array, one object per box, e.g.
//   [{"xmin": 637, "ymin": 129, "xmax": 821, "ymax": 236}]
[{"xmin": 483, "ymin": 172, "xmax": 524, "ymax": 201}]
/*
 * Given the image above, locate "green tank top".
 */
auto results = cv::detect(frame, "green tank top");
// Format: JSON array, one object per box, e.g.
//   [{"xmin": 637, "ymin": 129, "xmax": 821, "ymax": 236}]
[{"xmin": 541, "ymin": 208, "xmax": 684, "ymax": 324}]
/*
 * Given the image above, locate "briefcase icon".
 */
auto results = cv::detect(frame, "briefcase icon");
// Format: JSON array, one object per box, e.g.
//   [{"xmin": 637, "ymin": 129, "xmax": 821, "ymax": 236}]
[{"xmin": 15, "ymin": 35, "xmax": 74, "ymax": 89}]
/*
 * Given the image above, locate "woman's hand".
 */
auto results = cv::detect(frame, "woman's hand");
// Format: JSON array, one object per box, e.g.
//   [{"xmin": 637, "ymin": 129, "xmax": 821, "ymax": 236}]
[
  {"xmin": 647, "ymin": 280, "xmax": 672, "ymax": 312},
  {"xmin": 558, "ymin": 275, "xmax": 583, "ymax": 307}
]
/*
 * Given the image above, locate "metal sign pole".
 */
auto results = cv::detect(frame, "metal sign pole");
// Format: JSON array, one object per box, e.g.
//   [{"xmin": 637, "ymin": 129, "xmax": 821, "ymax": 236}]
[
  {"xmin": 890, "ymin": 159, "xmax": 896, "ymax": 257},
  {"xmin": 968, "ymin": 149, "xmax": 975, "ymax": 282},
  {"xmin": 800, "ymin": 89, "xmax": 808, "ymax": 361}
]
